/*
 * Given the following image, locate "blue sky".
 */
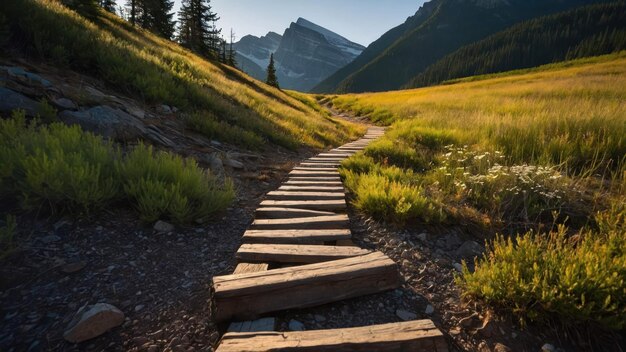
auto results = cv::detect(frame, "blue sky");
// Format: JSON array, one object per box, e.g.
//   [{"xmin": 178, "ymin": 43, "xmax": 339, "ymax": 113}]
[
  {"xmin": 210, "ymin": 0, "xmax": 426, "ymax": 46},
  {"xmin": 117, "ymin": 1, "xmax": 426, "ymax": 46}
]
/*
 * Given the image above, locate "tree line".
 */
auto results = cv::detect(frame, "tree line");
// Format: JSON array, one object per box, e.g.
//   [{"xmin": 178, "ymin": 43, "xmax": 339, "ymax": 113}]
[
  {"xmin": 62, "ymin": 0, "xmax": 236, "ymax": 66},
  {"xmin": 407, "ymin": 1, "xmax": 626, "ymax": 88}
]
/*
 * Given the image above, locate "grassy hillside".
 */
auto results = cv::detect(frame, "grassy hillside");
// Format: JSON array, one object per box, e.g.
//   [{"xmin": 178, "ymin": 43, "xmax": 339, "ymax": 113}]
[
  {"xmin": 408, "ymin": 2, "xmax": 626, "ymax": 88},
  {"xmin": 1, "ymin": 0, "xmax": 364, "ymax": 150},
  {"xmin": 315, "ymin": 0, "xmax": 612, "ymax": 94},
  {"xmin": 327, "ymin": 53, "xmax": 626, "ymax": 330}
]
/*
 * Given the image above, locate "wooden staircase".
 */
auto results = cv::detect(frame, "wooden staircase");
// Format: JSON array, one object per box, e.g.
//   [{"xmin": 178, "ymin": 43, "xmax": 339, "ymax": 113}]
[{"xmin": 212, "ymin": 127, "xmax": 448, "ymax": 351}]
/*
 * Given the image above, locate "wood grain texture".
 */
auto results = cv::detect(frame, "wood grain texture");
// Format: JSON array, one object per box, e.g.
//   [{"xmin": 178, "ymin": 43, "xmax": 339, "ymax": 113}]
[
  {"xmin": 260, "ymin": 199, "xmax": 346, "ymax": 212},
  {"xmin": 213, "ymin": 252, "xmax": 400, "ymax": 321},
  {"xmin": 251, "ymin": 214, "xmax": 349, "ymax": 230},
  {"xmin": 255, "ymin": 207, "xmax": 336, "ymax": 219},
  {"xmin": 265, "ymin": 191, "xmax": 345, "ymax": 201},
  {"xmin": 242, "ymin": 229, "xmax": 351, "ymax": 244},
  {"xmin": 236, "ymin": 244, "xmax": 370, "ymax": 264},
  {"xmin": 217, "ymin": 320, "xmax": 448, "ymax": 352}
]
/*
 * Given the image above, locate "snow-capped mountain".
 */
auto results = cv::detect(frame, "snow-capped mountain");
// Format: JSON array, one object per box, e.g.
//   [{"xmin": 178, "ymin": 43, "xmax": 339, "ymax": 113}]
[{"xmin": 233, "ymin": 18, "xmax": 365, "ymax": 92}]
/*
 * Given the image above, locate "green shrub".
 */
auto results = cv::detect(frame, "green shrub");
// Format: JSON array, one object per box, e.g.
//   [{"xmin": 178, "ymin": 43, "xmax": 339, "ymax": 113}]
[
  {"xmin": 365, "ymin": 139, "xmax": 430, "ymax": 170},
  {"xmin": 346, "ymin": 171, "xmax": 445, "ymax": 224},
  {"xmin": 340, "ymin": 154, "xmax": 378, "ymax": 174},
  {"xmin": 460, "ymin": 225, "xmax": 626, "ymax": 330},
  {"xmin": 0, "ymin": 114, "xmax": 234, "ymax": 223},
  {"xmin": 120, "ymin": 144, "xmax": 234, "ymax": 223},
  {"xmin": 0, "ymin": 215, "xmax": 17, "ymax": 259},
  {"xmin": 0, "ymin": 113, "xmax": 120, "ymax": 212}
]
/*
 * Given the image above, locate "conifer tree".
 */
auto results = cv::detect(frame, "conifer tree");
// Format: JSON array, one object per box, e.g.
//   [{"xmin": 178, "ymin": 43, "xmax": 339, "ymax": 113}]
[
  {"xmin": 266, "ymin": 53, "xmax": 279, "ymax": 89},
  {"xmin": 150, "ymin": 0, "xmax": 176, "ymax": 39},
  {"xmin": 100, "ymin": 0, "xmax": 116, "ymax": 13},
  {"xmin": 177, "ymin": 0, "xmax": 221, "ymax": 58}
]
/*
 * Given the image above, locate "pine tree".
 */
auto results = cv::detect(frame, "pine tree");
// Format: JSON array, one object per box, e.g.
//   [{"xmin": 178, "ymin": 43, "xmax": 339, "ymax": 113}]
[
  {"xmin": 100, "ymin": 0, "xmax": 116, "ymax": 13},
  {"xmin": 151, "ymin": 0, "xmax": 176, "ymax": 39},
  {"xmin": 177, "ymin": 0, "xmax": 221, "ymax": 58},
  {"xmin": 64, "ymin": 0, "xmax": 100, "ymax": 18},
  {"xmin": 266, "ymin": 53, "xmax": 279, "ymax": 89},
  {"xmin": 125, "ymin": 0, "xmax": 138, "ymax": 24}
]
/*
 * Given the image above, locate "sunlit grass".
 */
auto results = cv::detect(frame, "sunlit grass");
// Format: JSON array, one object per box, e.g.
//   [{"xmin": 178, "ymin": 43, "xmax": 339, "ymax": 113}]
[
  {"xmin": 3, "ymin": 0, "xmax": 364, "ymax": 149},
  {"xmin": 331, "ymin": 53, "xmax": 626, "ymax": 331}
]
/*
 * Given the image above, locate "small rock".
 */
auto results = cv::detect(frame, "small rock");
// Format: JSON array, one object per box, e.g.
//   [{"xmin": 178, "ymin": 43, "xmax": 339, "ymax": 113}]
[
  {"xmin": 456, "ymin": 241, "xmax": 484, "ymax": 259},
  {"xmin": 425, "ymin": 305, "xmax": 434, "ymax": 315},
  {"xmin": 61, "ymin": 261, "xmax": 87, "ymax": 274},
  {"xmin": 224, "ymin": 157, "xmax": 244, "ymax": 169},
  {"xmin": 494, "ymin": 343, "xmax": 513, "ymax": 352},
  {"xmin": 395, "ymin": 309, "xmax": 417, "ymax": 321},
  {"xmin": 134, "ymin": 305, "xmax": 145, "ymax": 312},
  {"xmin": 40, "ymin": 234, "xmax": 61, "ymax": 244},
  {"xmin": 541, "ymin": 344, "xmax": 556, "ymax": 352},
  {"xmin": 458, "ymin": 313, "xmax": 481, "ymax": 329},
  {"xmin": 154, "ymin": 220, "xmax": 174, "ymax": 233},
  {"xmin": 400, "ymin": 250, "xmax": 413, "ymax": 260},
  {"xmin": 453, "ymin": 263, "xmax": 464, "ymax": 272},
  {"xmin": 417, "ymin": 233, "xmax": 428, "ymax": 242},
  {"xmin": 63, "ymin": 303, "xmax": 125, "ymax": 343},
  {"xmin": 288, "ymin": 319, "xmax": 305, "ymax": 331},
  {"xmin": 53, "ymin": 98, "xmax": 77, "ymax": 110},
  {"xmin": 156, "ymin": 104, "xmax": 172, "ymax": 114},
  {"xmin": 314, "ymin": 314, "xmax": 326, "ymax": 322}
]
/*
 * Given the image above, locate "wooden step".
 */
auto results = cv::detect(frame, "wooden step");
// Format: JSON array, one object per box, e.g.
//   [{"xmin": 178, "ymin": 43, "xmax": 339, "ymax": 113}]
[
  {"xmin": 289, "ymin": 176, "xmax": 341, "ymax": 182},
  {"xmin": 308, "ymin": 157, "xmax": 345, "ymax": 162},
  {"xmin": 260, "ymin": 199, "xmax": 346, "ymax": 212},
  {"xmin": 265, "ymin": 191, "xmax": 345, "ymax": 201},
  {"xmin": 251, "ymin": 214, "xmax": 349, "ymax": 230},
  {"xmin": 212, "ymin": 252, "xmax": 399, "ymax": 321},
  {"xmin": 216, "ymin": 320, "xmax": 447, "ymax": 352},
  {"xmin": 289, "ymin": 170, "xmax": 340, "ymax": 177},
  {"xmin": 243, "ymin": 229, "xmax": 351, "ymax": 244},
  {"xmin": 255, "ymin": 207, "xmax": 336, "ymax": 219},
  {"xmin": 293, "ymin": 167, "xmax": 338, "ymax": 171},
  {"xmin": 284, "ymin": 180, "xmax": 343, "ymax": 186},
  {"xmin": 279, "ymin": 185, "xmax": 344, "ymax": 192},
  {"xmin": 299, "ymin": 162, "xmax": 340, "ymax": 168},
  {"xmin": 317, "ymin": 153, "xmax": 352, "ymax": 157},
  {"xmin": 233, "ymin": 262, "xmax": 269, "ymax": 274},
  {"xmin": 236, "ymin": 244, "xmax": 371, "ymax": 264}
]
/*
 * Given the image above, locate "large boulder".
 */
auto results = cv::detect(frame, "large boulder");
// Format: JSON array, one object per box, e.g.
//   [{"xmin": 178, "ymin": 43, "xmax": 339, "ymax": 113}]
[
  {"xmin": 1, "ymin": 66, "xmax": 52, "ymax": 88},
  {"xmin": 0, "ymin": 87, "xmax": 40, "ymax": 117},
  {"xmin": 59, "ymin": 105, "xmax": 148, "ymax": 141},
  {"xmin": 63, "ymin": 303, "xmax": 125, "ymax": 343}
]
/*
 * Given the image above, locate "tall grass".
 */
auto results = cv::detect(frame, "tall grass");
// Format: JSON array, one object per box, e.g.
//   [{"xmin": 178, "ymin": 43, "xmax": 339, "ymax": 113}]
[
  {"xmin": 2, "ymin": 0, "xmax": 363, "ymax": 149},
  {"xmin": 331, "ymin": 52, "xmax": 626, "ymax": 174},
  {"xmin": 332, "ymin": 53, "xmax": 626, "ymax": 330}
]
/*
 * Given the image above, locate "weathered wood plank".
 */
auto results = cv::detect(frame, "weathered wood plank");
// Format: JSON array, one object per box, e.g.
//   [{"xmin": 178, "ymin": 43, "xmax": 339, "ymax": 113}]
[
  {"xmin": 213, "ymin": 252, "xmax": 400, "ymax": 321},
  {"xmin": 260, "ymin": 199, "xmax": 346, "ymax": 212},
  {"xmin": 308, "ymin": 157, "xmax": 345, "ymax": 162},
  {"xmin": 236, "ymin": 244, "xmax": 370, "ymax": 264},
  {"xmin": 265, "ymin": 191, "xmax": 345, "ymax": 201},
  {"xmin": 293, "ymin": 167, "xmax": 338, "ymax": 171},
  {"xmin": 284, "ymin": 180, "xmax": 343, "ymax": 186},
  {"xmin": 289, "ymin": 177, "xmax": 341, "ymax": 182},
  {"xmin": 278, "ymin": 185, "xmax": 344, "ymax": 192},
  {"xmin": 289, "ymin": 170, "xmax": 340, "ymax": 178},
  {"xmin": 242, "ymin": 229, "xmax": 351, "ymax": 244},
  {"xmin": 233, "ymin": 262, "xmax": 269, "ymax": 274},
  {"xmin": 251, "ymin": 214, "xmax": 349, "ymax": 230},
  {"xmin": 255, "ymin": 207, "xmax": 336, "ymax": 219},
  {"xmin": 217, "ymin": 320, "xmax": 448, "ymax": 352},
  {"xmin": 299, "ymin": 162, "xmax": 340, "ymax": 168}
]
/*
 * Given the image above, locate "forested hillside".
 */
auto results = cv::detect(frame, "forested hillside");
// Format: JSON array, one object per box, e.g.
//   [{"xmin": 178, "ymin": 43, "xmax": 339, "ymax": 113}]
[
  {"xmin": 408, "ymin": 2, "xmax": 626, "ymax": 88},
  {"xmin": 314, "ymin": 0, "xmax": 613, "ymax": 93}
]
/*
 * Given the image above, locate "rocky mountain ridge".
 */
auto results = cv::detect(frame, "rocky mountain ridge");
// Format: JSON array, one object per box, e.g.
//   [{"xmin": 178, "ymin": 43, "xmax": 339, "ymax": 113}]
[{"xmin": 234, "ymin": 18, "xmax": 364, "ymax": 91}]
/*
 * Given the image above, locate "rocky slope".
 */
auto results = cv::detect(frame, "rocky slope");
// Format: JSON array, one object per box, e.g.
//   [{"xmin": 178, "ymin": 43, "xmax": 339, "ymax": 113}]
[{"xmin": 234, "ymin": 18, "xmax": 365, "ymax": 91}]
